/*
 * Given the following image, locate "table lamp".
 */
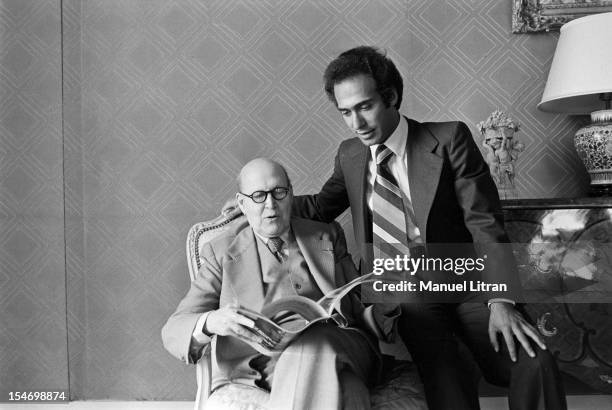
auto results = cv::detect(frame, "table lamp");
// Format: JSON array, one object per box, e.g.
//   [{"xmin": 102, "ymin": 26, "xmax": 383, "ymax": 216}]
[{"xmin": 538, "ymin": 12, "xmax": 612, "ymax": 196}]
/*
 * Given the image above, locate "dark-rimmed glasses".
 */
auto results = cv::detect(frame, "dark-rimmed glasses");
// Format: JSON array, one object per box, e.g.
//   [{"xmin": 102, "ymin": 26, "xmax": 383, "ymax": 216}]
[{"xmin": 239, "ymin": 187, "xmax": 290, "ymax": 203}]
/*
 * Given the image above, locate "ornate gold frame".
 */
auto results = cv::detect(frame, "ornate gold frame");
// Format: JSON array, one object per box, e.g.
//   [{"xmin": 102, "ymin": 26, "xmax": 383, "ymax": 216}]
[{"xmin": 512, "ymin": 0, "xmax": 612, "ymax": 33}]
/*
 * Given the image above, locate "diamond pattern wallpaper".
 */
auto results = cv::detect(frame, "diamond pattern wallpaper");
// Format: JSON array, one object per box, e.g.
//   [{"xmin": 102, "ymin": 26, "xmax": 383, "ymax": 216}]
[
  {"xmin": 1, "ymin": 0, "xmax": 592, "ymax": 401},
  {"xmin": 0, "ymin": 0, "xmax": 69, "ymax": 400}
]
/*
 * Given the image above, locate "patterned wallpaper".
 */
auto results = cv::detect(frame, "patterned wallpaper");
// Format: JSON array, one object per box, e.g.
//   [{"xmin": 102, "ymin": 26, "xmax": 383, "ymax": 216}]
[
  {"xmin": 0, "ymin": 0, "xmax": 592, "ymax": 401},
  {"xmin": 0, "ymin": 0, "xmax": 68, "ymax": 399}
]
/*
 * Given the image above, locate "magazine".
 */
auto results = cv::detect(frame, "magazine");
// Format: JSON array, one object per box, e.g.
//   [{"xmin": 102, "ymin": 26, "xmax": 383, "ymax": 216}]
[{"xmin": 236, "ymin": 272, "xmax": 376, "ymax": 355}]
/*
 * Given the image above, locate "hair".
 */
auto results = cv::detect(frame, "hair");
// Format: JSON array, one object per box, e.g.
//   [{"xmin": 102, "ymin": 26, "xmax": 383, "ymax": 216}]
[{"xmin": 323, "ymin": 46, "xmax": 403, "ymax": 109}]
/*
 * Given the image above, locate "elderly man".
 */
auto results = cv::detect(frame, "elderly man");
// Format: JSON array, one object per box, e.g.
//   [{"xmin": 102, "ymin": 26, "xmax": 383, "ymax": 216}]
[{"xmin": 162, "ymin": 158, "xmax": 384, "ymax": 410}]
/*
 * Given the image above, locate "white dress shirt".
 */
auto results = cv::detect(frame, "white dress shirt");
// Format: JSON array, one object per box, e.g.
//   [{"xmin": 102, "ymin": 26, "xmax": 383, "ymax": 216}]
[{"xmin": 367, "ymin": 115, "xmax": 422, "ymax": 242}]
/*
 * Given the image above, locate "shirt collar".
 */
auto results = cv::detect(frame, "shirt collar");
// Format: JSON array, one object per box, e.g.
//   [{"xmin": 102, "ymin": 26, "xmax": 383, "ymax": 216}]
[
  {"xmin": 370, "ymin": 115, "xmax": 408, "ymax": 160},
  {"xmin": 253, "ymin": 226, "xmax": 291, "ymax": 244}
]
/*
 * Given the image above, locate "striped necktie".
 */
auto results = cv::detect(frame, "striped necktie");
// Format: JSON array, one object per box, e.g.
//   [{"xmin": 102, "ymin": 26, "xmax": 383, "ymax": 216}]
[
  {"xmin": 372, "ymin": 145, "xmax": 411, "ymax": 259},
  {"xmin": 267, "ymin": 237, "xmax": 284, "ymax": 263}
]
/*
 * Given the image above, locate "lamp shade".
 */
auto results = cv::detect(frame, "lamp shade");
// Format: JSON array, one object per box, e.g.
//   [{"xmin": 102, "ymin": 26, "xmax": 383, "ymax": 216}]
[{"xmin": 538, "ymin": 12, "xmax": 612, "ymax": 114}]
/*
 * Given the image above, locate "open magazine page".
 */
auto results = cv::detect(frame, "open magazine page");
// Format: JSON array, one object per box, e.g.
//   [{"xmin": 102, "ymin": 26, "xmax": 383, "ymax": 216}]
[
  {"xmin": 237, "ymin": 309, "xmax": 329, "ymax": 355},
  {"xmin": 235, "ymin": 271, "xmax": 376, "ymax": 355},
  {"xmin": 316, "ymin": 271, "xmax": 376, "ymax": 315}
]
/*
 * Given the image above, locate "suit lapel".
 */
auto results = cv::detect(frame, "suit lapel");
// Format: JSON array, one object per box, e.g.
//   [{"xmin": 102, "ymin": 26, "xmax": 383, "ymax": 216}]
[
  {"xmin": 224, "ymin": 227, "xmax": 266, "ymax": 312},
  {"xmin": 346, "ymin": 141, "xmax": 371, "ymax": 243},
  {"xmin": 292, "ymin": 219, "xmax": 336, "ymax": 296},
  {"xmin": 406, "ymin": 118, "xmax": 442, "ymax": 241}
]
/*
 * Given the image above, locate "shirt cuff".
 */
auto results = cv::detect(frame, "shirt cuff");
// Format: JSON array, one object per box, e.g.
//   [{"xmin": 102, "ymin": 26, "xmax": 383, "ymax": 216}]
[
  {"xmin": 192, "ymin": 312, "xmax": 212, "ymax": 344},
  {"xmin": 487, "ymin": 298, "xmax": 516, "ymax": 309}
]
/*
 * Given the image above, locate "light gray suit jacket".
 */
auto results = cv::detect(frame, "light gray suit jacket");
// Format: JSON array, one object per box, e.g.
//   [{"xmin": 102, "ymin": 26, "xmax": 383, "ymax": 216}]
[{"xmin": 161, "ymin": 217, "xmax": 381, "ymax": 390}]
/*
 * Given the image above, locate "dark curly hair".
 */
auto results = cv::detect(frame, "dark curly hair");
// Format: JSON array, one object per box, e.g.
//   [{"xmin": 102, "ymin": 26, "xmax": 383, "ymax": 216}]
[{"xmin": 323, "ymin": 46, "xmax": 403, "ymax": 109}]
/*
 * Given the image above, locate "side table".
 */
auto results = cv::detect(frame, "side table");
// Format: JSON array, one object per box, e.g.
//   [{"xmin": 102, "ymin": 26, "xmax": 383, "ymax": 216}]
[{"xmin": 502, "ymin": 198, "xmax": 612, "ymax": 394}]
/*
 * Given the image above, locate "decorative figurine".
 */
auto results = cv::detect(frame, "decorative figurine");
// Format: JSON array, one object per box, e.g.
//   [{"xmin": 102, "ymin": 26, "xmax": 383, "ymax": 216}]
[{"xmin": 477, "ymin": 110, "xmax": 525, "ymax": 199}]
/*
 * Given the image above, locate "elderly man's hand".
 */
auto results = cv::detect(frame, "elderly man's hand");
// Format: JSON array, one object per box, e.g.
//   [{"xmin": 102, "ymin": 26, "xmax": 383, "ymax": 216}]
[
  {"xmin": 488, "ymin": 302, "xmax": 547, "ymax": 362},
  {"xmin": 206, "ymin": 304, "xmax": 265, "ymax": 346}
]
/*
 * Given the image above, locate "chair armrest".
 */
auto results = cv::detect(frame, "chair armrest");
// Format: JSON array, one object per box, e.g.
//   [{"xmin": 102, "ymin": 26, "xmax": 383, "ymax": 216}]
[{"xmin": 194, "ymin": 342, "xmax": 212, "ymax": 410}]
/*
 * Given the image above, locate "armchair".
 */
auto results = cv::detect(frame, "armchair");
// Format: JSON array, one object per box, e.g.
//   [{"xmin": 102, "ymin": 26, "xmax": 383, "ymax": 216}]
[
  {"xmin": 186, "ymin": 209, "xmax": 268, "ymax": 410},
  {"xmin": 185, "ymin": 209, "xmax": 427, "ymax": 410}
]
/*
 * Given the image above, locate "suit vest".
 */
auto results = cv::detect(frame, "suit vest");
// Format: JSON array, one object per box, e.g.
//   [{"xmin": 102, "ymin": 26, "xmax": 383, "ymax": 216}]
[{"xmin": 255, "ymin": 235, "xmax": 324, "ymax": 304}]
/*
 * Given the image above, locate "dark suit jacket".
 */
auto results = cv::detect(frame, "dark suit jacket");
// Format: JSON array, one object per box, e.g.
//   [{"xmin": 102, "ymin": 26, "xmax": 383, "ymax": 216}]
[
  {"xmin": 293, "ymin": 118, "xmax": 522, "ymax": 301},
  {"xmin": 161, "ymin": 217, "xmax": 381, "ymax": 391}
]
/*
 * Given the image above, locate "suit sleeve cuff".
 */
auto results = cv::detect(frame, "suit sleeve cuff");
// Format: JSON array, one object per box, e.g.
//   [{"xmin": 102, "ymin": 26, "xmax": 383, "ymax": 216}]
[
  {"xmin": 362, "ymin": 305, "xmax": 384, "ymax": 340},
  {"xmin": 487, "ymin": 298, "xmax": 516, "ymax": 310}
]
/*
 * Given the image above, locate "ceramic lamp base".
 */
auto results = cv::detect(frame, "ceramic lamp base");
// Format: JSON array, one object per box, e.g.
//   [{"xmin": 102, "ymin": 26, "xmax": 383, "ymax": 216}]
[{"xmin": 574, "ymin": 109, "xmax": 612, "ymax": 197}]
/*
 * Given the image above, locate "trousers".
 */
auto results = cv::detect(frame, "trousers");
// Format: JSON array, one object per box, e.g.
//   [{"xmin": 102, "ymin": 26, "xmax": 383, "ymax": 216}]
[
  {"xmin": 398, "ymin": 302, "xmax": 567, "ymax": 410},
  {"xmin": 266, "ymin": 323, "xmax": 378, "ymax": 410}
]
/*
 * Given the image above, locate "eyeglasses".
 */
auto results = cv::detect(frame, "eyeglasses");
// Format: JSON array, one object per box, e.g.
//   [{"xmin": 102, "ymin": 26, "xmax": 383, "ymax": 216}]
[{"xmin": 239, "ymin": 187, "xmax": 291, "ymax": 203}]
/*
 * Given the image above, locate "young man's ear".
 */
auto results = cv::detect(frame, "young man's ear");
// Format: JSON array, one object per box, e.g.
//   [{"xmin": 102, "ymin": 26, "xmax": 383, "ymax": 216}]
[{"xmin": 387, "ymin": 88, "xmax": 398, "ymax": 108}]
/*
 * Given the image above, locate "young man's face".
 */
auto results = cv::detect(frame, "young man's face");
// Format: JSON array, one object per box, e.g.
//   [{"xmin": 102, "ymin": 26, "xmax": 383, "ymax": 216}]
[{"xmin": 333, "ymin": 74, "xmax": 400, "ymax": 146}]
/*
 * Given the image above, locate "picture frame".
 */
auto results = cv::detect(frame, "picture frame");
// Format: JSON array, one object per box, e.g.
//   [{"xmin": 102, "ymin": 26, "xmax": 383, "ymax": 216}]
[{"xmin": 512, "ymin": 0, "xmax": 612, "ymax": 33}]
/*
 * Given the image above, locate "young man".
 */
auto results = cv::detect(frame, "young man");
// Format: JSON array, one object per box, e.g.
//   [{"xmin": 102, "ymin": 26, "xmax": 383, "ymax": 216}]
[{"xmin": 292, "ymin": 46, "xmax": 567, "ymax": 410}]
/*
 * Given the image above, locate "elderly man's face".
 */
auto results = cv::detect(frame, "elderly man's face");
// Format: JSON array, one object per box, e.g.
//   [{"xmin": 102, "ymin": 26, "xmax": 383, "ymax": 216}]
[{"xmin": 237, "ymin": 160, "xmax": 293, "ymax": 238}]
